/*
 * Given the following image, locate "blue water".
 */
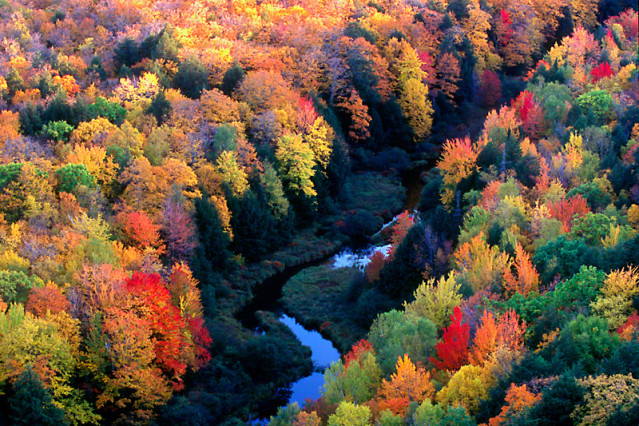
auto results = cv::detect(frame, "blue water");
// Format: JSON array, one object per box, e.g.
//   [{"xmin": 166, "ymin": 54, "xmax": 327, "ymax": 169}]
[{"xmin": 279, "ymin": 314, "xmax": 340, "ymax": 406}]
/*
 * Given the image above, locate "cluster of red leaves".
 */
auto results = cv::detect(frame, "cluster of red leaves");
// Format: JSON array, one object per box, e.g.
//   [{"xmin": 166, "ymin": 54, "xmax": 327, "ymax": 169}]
[
  {"xmin": 548, "ymin": 195, "xmax": 591, "ymax": 232},
  {"xmin": 591, "ymin": 62, "xmax": 615, "ymax": 82},
  {"xmin": 429, "ymin": 306, "xmax": 470, "ymax": 371}
]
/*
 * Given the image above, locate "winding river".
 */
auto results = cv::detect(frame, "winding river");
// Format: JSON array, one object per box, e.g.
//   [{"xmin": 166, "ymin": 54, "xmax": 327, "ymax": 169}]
[{"xmin": 241, "ymin": 164, "xmax": 430, "ymax": 417}]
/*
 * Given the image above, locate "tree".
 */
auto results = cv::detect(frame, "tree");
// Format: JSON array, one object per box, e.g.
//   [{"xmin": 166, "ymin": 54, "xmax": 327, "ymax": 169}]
[
  {"xmin": 436, "ymin": 364, "xmax": 493, "ymax": 415},
  {"xmin": 572, "ymin": 374, "xmax": 639, "ymax": 425},
  {"xmin": 215, "ymin": 151, "xmax": 248, "ymax": 197},
  {"xmin": 26, "ymin": 282, "xmax": 69, "ymax": 317},
  {"xmin": 438, "ymin": 137, "xmax": 478, "ymax": 207},
  {"xmin": 489, "ymin": 384, "xmax": 540, "ymax": 426},
  {"xmin": 403, "ymin": 273, "xmax": 462, "ymax": 331},
  {"xmin": 548, "ymin": 195, "xmax": 590, "ymax": 232},
  {"xmin": 323, "ymin": 342, "xmax": 382, "ymax": 405},
  {"xmin": 9, "ymin": 365, "xmax": 66, "ymax": 426},
  {"xmin": 275, "ymin": 133, "xmax": 317, "ymax": 202},
  {"xmin": 480, "ymin": 70, "xmax": 502, "ymax": 108},
  {"xmin": 368, "ymin": 310, "xmax": 438, "ymax": 375},
  {"xmin": 160, "ymin": 200, "xmax": 196, "ymax": 263},
  {"xmin": 430, "ymin": 306, "xmax": 470, "ymax": 372},
  {"xmin": 55, "ymin": 164, "xmax": 96, "ymax": 195},
  {"xmin": 454, "ymin": 233, "xmax": 511, "ymax": 293},
  {"xmin": 592, "ymin": 267, "xmax": 639, "ymax": 330},
  {"xmin": 116, "ymin": 208, "xmax": 164, "ymax": 252},
  {"xmin": 327, "ymin": 401, "xmax": 371, "ymax": 426},
  {"xmin": 377, "ymin": 354, "xmax": 435, "ymax": 414},
  {"xmin": 173, "ymin": 57, "xmax": 208, "ymax": 98},
  {"xmin": 503, "ymin": 243, "xmax": 540, "ymax": 296},
  {"xmin": 470, "ymin": 310, "xmax": 499, "ymax": 367}
]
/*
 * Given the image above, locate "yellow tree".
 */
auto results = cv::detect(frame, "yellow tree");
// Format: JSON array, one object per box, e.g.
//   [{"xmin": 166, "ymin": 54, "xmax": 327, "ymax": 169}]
[{"xmin": 438, "ymin": 137, "xmax": 479, "ymax": 207}]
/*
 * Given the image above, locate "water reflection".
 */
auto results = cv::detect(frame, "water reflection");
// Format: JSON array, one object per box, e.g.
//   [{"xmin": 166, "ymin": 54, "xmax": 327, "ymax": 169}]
[{"xmin": 279, "ymin": 314, "xmax": 340, "ymax": 406}]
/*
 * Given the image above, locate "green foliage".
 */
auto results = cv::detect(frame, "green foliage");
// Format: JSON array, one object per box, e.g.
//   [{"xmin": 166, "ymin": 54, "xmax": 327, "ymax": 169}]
[
  {"xmin": 368, "ymin": 309, "xmax": 437, "ymax": 375},
  {"xmin": 404, "ymin": 273, "xmax": 462, "ymax": 331},
  {"xmin": 567, "ymin": 184, "xmax": 611, "ymax": 211},
  {"xmin": 533, "ymin": 236, "xmax": 599, "ymax": 283},
  {"xmin": 221, "ymin": 63, "xmax": 245, "ymax": 96},
  {"xmin": 0, "ymin": 163, "xmax": 23, "ymax": 189},
  {"xmin": 0, "ymin": 270, "xmax": 44, "ymax": 304},
  {"xmin": 173, "ymin": 57, "xmax": 208, "ymax": 99},
  {"xmin": 55, "ymin": 164, "xmax": 96, "ymax": 194},
  {"xmin": 576, "ymin": 90, "xmax": 615, "ymax": 124},
  {"xmin": 551, "ymin": 265, "xmax": 605, "ymax": 312},
  {"xmin": 212, "ymin": 124, "xmax": 237, "ymax": 155},
  {"xmin": 529, "ymin": 375, "xmax": 584, "ymax": 426},
  {"xmin": 9, "ymin": 365, "xmax": 67, "ymax": 426},
  {"xmin": 42, "ymin": 120, "xmax": 73, "ymax": 141},
  {"xmin": 554, "ymin": 315, "xmax": 620, "ymax": 374},
  {"xmin": 323, "ymin": 352, "xmax": 382, "ymax": 405},
  {"xmin": 87, "ymin": 97, "xmax": 127, "ymax": 125}
]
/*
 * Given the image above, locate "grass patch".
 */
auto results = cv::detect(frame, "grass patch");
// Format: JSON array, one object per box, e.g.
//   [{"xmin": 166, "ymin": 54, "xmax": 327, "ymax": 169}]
[{"xmin": 282, "ymin": 265, "xmax": 368, "ymax": 353}]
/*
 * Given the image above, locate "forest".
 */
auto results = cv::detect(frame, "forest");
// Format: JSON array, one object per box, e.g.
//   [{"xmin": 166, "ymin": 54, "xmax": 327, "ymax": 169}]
[{"xmin": 0, "ymin": 0, "xmax": 638, "ymax": 424}]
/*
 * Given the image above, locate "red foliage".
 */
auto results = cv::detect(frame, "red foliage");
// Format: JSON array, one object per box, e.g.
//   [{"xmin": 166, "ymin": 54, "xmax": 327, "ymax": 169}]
[
  {"xmin": 498, "ymin": 10, "xmax": 513, "ymax": 47},
  {"xmin": 186, "ymin": 316, "xmax": 213, "ymax": 368},
  {"xmin": 591, "ymin": 62, "xmax": 615, "ymax": 82},
  {"xmin": 418, "ymin": 51, "xmax": 437, "ymax": 88},
  {"xmin": 480, "ymin": 70, "xmax": 502, "ymax": 108},
  {"xmin": 548, "ymin": 195, "xmax": 591, "ymax": 232},
  {"xmin": 26, "ymin": 282, "xmax": 69, "ymax": 317},
  {"xmin": 429, "ymin": 306, "xmax": 470, "ymax": 371},
  {"xmin": 297, "ymin": 96, "xmax": 319, "ymax": 132},
  {"xmin": 512, "ymin": 90, "xmax": 545, "ymax": 139},
  {"xmin": 344, "ymin": 339, "xmax": 375, "ymax": 369},
  {"xmin": 617, "ymin": 310, "xmax": 639, "ymax": 341},
  {"xmin": 125, "ymin": 272, "xmax": 189, "ymax": 389}
]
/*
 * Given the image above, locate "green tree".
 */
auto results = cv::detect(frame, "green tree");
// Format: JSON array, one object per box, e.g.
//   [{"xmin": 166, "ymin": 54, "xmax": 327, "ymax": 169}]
[
  {"xmin": 260, "ymin": 161, "xmax": 290, "ymax": 221},
  {"xmin": 368, "ymin": 310, "xmax": 437, "ymax": 375},
  {"xmin": 576, "ymin": 90, "xmax": 615, "ymax": 124},
  {"xmin": 9, "ymin": 365, "xmax": 67, "ymax": 426},
  {"xmin": 323, "ymin": 350, "xmax": 382, "ymax": 405},
  {"xmin": 55, "ymin": 164, "xmax": 96, "ymax": 194},
  {"xmin": 554, "ymin": 315, "xmax": 620, "ymax": 374},
  {"xmin": 42, "ymin": 120, "xmax": 74, "ymax": 141},
  {"xmin": 173, "ymin": 57, "xmax": 208, "ymax": 99},
  {"xmin": 0, "ymin": 270, "xmax": 44, "ymax": 304}
]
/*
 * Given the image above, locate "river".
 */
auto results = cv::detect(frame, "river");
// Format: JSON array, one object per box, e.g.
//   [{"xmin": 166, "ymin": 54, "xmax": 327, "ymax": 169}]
[{"xmin": 241, "ymin": 164, "xmax": 430, "ymax": 419}]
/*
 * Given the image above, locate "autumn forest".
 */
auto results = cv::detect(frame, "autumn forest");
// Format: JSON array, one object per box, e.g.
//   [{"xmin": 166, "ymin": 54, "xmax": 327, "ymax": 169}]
[{"xmin": 0, "ymin": 0, "xmax": 638, "ymax": 424}]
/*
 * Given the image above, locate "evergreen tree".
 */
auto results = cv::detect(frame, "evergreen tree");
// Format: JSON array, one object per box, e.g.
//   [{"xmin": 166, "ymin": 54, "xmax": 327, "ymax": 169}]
[{"xmin": 9, "ymin": 365, "xmax": 67, "ymax": 426}]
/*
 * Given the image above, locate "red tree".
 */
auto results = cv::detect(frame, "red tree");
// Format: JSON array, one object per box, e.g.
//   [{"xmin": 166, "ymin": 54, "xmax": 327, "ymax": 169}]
[
  {"xmin": 591, "ymin": 62, "xmax": 615, "ymax": 82},
  {"xmin": 548, "ymin": 195, "xmax": 591, "ymax": 232},
  {"xmin": 480, "ymin": 70, "xmax": 502, "ymax": 108},
  {"xmin": 344, "ymin": 339, "xmax": 375, "ymax": 369},
  {"xmin": 429, "ymin": 306, "xmax": 470, "ymax": 371},
  {"xmin": 125, "ymin": 272, "xmax": 189, "ymax": 389}
]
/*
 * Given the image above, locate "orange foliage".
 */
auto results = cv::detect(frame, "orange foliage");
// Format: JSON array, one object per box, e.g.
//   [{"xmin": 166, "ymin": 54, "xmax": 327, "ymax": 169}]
[
  {"xmin": 26, "ymin": 282, "xmax": 69, "ymax": 317},
  {"xmin": 496, "ymin": 309, "xmax": 526, "ymax": 352},
  {"xmin": 438, "ymin": 136, "xmax": 479, "ymax": 206},
  {"xmin": 377, "ymin": 355, "xmax": 434, "ymax": 413},
  {"xmin": 489, "ymin": 384, "xmax": 541, "ymax": 426},
  {"xmin": 365, "ymin": 251, "xmax": 386, "ymax": 283},
  {"xmin": 117, "ymin": 208, "xmax": 165, "ymax": 253},
  {"xmin": 503, "ymin": 243, "xmax": 540, "ymax": 297},
  {"xmin": 470, "ymin": 310, "xmax": 499, "ymax": 366}
]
